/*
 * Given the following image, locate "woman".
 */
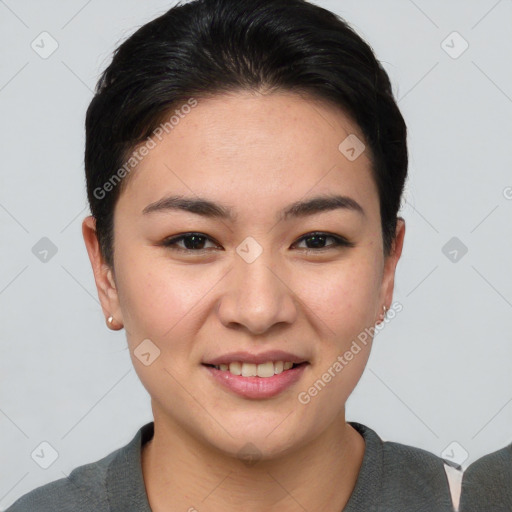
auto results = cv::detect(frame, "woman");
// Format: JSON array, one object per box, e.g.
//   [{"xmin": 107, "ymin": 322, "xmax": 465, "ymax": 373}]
[{"xmin": 7, "ymin": 0, "xmax": 456, "ymax": 510}]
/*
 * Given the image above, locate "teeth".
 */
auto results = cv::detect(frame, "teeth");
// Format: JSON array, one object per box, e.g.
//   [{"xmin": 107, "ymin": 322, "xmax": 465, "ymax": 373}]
[
  {"xmin": 229, "ymin": 362, "xmax": 242, "ymax": 375},
  {"xmin": 212, "ymin": 361, "xmax": 299, "ymax": 378},
  {"xmin": 241, "ymin": 363, "xmax": 257, "ymax": 377},
  {"xmin": 257, "ymin": 361, "xmax": 274, "ymax": 378}
]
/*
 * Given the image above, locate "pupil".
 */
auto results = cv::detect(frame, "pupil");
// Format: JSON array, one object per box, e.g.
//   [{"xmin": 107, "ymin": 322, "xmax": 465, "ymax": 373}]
[
  {"xmin": 306, "ymin": 234, "xmax": 326, "ymax": 249},
  {"xmin": 185, "ymin": 235, "xmax": 205, "ymax": 250}
]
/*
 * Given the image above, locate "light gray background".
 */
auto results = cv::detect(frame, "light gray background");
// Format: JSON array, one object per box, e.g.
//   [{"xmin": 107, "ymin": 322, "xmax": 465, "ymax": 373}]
[{"xmin": 1, "ymin": 0, "xmax": 511, "ymax": 509}]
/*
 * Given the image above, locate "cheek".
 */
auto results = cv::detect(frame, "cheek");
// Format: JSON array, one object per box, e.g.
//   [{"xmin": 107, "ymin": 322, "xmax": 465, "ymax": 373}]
[
  {"xmin": 300, "ymin": 257, "xmax": 381, "ymax": 337},
  {"xmin": 115, "ymin": 258, "xmax": 220, "ymax": 396},
  {"xmin": 293, "ymin": 261, "xmax": 380, "ymax": 413},
  {"xmin": 115, "ymin": 254, "xmax": 225, "ymax": 343}
]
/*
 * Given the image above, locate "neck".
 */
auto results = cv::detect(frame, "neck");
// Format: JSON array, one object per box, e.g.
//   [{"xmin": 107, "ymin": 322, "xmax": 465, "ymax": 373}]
[{"xmin": 141, "ymin": 408, "xmax": 365, "ymax": 512}]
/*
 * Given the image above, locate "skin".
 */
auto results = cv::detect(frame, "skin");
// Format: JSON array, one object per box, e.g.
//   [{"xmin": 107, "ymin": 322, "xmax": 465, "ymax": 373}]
[{"xmin": 83, "ymin": 90, "xmax": 405, "ymax": 512}]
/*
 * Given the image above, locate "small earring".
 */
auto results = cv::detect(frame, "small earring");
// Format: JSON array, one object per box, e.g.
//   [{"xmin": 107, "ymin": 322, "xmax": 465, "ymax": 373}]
[
  {"xmin": 106, "ymin": 314, "xmax": 123, "ymax": 330},
  {"xmin": 106, "ymin": 315, "xmax": 116, "ymax": 329},
  {"xmin": 377, "ymin": 305, "xmax": 387, "ymax": 325}
]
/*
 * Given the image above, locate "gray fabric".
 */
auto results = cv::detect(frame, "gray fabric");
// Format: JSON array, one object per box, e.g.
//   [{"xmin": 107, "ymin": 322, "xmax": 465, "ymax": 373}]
[
  {"xmin": 6, "ymin": 421, "xmax": 454, "ymax": 511},
  {"xmin": 6, "ymin": 423, "xmax": 154, "ymax": 512},
  {"xmin": 459, "ymin": 443, "xmax": 512, "ymax": 512}
]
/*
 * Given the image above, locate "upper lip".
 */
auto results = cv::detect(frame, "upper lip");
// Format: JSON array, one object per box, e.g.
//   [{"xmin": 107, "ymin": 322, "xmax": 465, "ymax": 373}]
[{"xmin": 203, "ymin": 350, "xmax": 308, "ymax": 366}]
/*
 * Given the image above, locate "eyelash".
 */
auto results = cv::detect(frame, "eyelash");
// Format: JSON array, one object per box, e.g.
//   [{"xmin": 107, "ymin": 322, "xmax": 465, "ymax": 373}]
[{"xmin": 161, "ymin": 231, "xmax": 355, "ymax": 253}]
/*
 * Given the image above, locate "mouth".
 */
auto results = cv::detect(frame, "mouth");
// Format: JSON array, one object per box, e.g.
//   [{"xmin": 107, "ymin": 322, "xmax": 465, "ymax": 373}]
[
  {"xmin": 202, "ymin": 360, "xmax": 309, "ymax": 399},
  {"xmin": 202, "ymin": 361, "xmax": 308, "ymax": 378}
]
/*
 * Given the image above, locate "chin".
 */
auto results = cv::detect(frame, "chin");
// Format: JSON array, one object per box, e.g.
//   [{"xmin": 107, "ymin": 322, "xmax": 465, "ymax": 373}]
[
  {"xmin": 211, "ymin": 433, "xmax": 301, "ymax": 464},
  {"xmin": 201, "ymin": 415, "xmax": 313, "ymax": 462}
]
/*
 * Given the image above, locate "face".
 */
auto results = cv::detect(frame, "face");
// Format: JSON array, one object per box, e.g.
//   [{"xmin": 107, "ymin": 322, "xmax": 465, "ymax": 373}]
[{"xmin": 83, "ymin": 90, "xmax": 405, "ymax": 459}]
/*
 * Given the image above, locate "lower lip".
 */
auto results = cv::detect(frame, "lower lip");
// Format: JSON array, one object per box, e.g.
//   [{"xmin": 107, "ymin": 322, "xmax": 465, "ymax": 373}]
[{"xmin": 203, "ymin": 363, "xmax": 308, "ymax": 399}]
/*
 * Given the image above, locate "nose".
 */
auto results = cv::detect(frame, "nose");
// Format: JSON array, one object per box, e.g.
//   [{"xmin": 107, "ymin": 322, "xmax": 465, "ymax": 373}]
[{"xmin": 216, "ymin": 253, "xmax": 298, "ymax": 335}]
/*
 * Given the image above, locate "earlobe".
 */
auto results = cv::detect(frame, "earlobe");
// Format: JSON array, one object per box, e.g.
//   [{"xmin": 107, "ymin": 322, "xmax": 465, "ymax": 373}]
[{"xmin": 375, "ymin": 304, "xmax": 388, "ymax": 326}]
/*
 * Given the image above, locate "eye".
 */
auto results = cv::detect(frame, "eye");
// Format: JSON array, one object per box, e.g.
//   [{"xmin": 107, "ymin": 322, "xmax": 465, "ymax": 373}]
[
  {"xmin": 161, "ymin": 233, "xmax": 220, "ymax": 252},
  {"xmin": 161, "ymin": 231, "xmax": 354, "ymax": 253},
  {"xmin": 293, "ymin": 232, "xmax": 354, "ymax": 251}
]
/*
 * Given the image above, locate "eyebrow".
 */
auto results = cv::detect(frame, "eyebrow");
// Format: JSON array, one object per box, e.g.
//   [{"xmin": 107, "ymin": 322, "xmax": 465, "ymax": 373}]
[{"xmin": 142, "ymin": 194, "xmax": 365, "ymax": 221}]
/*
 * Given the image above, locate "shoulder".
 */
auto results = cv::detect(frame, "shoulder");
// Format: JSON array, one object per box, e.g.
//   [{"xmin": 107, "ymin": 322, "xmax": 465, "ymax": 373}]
[
  {"xmin": 381, "ymin": 436, "xmax": 449, "ymax": 481},
  {"xmin": 459, "ymin": 444, "xmax": 512, "ymax": 511},
  {"xmin": 6, "ymin": 444, "xmax": 119, "ymax": 512},
  {"xmin": 381, "ymin": 438, "xmax": 453, "ymax": 501},
  {"xmin": 462, "ymin": 443, "xmax": 512, "ymax": 483},
  {"xmin": 350, "ymin": 422, "xmax": 454, "ymax": 512}
]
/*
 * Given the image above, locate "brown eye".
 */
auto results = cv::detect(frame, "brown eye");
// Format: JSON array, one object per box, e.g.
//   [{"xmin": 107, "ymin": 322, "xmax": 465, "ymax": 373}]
[
  {"xmin": 161, "ymin": 231, "xmax": 354, "ymax": 254},
  {"xmin": 294, "ymin": 232, "xmax": 354, "ymax": 251},
  {"xmin": 162, "ymin": 233, "xmax": 220, "ymax": 252}
]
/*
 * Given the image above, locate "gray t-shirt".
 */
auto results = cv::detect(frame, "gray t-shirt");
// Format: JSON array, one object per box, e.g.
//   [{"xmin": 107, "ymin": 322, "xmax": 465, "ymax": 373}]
[
  {"xmin": 459, "ymin": 443, "xmax": 512, "ymax": 512},
  {"xmin": 6, "ymin": 421, "xmax": 454, "ymax": 511}
]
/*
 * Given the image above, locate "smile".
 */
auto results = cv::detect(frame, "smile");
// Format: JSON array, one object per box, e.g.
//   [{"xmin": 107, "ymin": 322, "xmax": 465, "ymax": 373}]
[
  {"xmin": 206, "ymin": 361, "xmax": 300, "ymax": 378},
  {"xmin": 203, "ymin": 361, "xmax": 309, "ymax": 399}
]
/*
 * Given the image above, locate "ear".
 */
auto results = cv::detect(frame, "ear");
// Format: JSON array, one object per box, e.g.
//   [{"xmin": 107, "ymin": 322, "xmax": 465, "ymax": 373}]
[
  {"xmin": 377, "ymin": 217, "xmax": 406, "ymax": 321},
  {"xmin": 82, "ymin": 215, "xmax": 123, "ymax": 329}
]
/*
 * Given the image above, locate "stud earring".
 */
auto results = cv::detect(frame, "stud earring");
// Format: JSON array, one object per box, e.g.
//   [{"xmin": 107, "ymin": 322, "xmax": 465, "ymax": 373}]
[
  {"xmin": 106, "ymin": 314, "xmax": 124, "ymax": 330},
  {"xmin": 376, "ymin": 305, "xmax": 388, "ymax": 326}
]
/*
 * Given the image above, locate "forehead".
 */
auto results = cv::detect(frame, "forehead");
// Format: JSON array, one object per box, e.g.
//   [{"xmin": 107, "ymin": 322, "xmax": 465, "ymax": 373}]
[{"xmin": 117, "ymin": 91, "xmax": 378, "ymax": 219}]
